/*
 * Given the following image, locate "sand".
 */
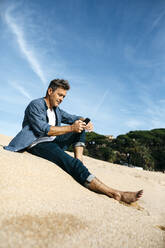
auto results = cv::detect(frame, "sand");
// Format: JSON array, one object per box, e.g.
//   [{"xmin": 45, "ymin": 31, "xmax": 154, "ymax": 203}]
[{"xmin": 0, "ymin": 133, "xmax": 165, "ymax": 248}]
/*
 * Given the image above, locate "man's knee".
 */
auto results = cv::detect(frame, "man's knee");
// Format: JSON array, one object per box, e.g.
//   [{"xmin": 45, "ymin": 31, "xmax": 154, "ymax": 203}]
[
  {"xmin": 74, "ymin": 130, "xmax": 86, "ymax": 147},
  {"xmin": 74, "ymin": 141, "xmax": 85, "ymax": 148}
]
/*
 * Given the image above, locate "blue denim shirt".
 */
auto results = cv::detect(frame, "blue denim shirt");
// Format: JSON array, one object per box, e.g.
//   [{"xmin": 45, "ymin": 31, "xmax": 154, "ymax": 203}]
[{"xmin": 4, "ymin": 97, "xmax": 81, "ymax": 152}]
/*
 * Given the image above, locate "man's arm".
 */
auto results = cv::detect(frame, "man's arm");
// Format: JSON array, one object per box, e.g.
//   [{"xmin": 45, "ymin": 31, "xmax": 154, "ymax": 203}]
[
  {"xmin": 59, "ymin": 109, "xmax": 93, "ymax": 133},
  {"xmin": 25, "ymin": 101, "xmax": 51, "ymax": 137},
  {"xmin": 47, "ymin": 120, "xmax": 86, "ymax": 136},
  {"xmin": 59, "ymin": 108, "xmax": 82, "ymax": 124}
]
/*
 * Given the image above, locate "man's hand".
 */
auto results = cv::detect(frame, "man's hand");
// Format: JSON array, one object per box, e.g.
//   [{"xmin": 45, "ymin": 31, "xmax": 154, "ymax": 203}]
[
  {"xmin": 84, "ymin": 121, "xmax": 93, "ymax": 132},
  {"xmin": 71, "ymin": 120, "xmax": 86, "ymax": 133}
]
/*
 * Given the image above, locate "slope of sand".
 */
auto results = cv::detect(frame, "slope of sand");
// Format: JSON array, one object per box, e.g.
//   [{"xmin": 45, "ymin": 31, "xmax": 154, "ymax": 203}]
[{"xmin": 0, "ymin": 133, "xmax": 165, "ymax": 248}]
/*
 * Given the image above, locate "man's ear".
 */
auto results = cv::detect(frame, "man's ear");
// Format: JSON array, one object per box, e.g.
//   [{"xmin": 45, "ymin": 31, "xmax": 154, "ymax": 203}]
[{"xmin": 48, "ymin": 87, "xmax": 53, "ymax": 95}]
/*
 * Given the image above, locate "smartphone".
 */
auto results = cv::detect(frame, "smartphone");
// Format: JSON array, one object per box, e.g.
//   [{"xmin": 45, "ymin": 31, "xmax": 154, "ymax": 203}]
[{"xmin": 84, "ymin": 118, "xmax": 90, "ymax": 125}]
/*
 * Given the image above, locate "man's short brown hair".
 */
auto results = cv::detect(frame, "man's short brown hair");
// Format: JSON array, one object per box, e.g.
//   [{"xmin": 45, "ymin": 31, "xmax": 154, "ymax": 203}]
[{"xmin": 46, "ymin": 79, "xmax": 70, "ymax": 95}]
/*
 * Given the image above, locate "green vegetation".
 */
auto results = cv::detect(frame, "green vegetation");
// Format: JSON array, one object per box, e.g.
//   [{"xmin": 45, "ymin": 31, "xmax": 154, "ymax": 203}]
[{"xmin": 69, "ymin": 129, "xmax": 165, "ymax": 172}]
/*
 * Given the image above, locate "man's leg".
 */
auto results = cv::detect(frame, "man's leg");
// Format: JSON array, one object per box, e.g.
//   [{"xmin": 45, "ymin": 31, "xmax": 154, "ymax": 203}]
[
  {"xmin": 55, "ymin": 131, "xmax": 86, "ymax": 162},
  {"xmin": 28, "ymin": 134, "xmax": 143, "ymax": 203},
  {"xmin": 86, "ymin": 177, "xmax": 143, "ymax": 204},
  {"xmin": 74, "ymin": 146, "xmax": 84, "ymax": 162},
  {"xmin": 65, "ymin": 132, "xmax": 143, "ymax": 203},
  {"xmin": 27, "ymin": 141, "xmax": 91, "ymax": 186}
]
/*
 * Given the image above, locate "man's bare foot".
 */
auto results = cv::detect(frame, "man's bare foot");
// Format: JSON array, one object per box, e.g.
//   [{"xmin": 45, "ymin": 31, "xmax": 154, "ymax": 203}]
[
  {"xmin": 113, "ymin": 190, "xmax": 143, "ymax": 204},
  {"xmin": 87, "ymin": 177, "xmax": 143, "ymax": 204}
]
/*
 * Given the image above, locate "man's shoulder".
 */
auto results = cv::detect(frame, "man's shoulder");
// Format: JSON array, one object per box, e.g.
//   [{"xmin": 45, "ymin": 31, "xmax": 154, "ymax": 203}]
[
  {"xmin": 29, "ymin": 97, "xmax": 45, "ymax": 106},
  {"xmin": 25, "ymin": 98, "xmax": 47, "ymax": 114},
  {"xmin": 27, "ymin": 97, "xmax": 46, "ymax": 109}
]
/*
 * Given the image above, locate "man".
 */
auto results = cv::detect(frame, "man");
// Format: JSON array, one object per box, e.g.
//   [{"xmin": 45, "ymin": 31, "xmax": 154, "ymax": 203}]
[{"xmin": 4, "ymin": 79, "xmax": 143, "ymax": 204}]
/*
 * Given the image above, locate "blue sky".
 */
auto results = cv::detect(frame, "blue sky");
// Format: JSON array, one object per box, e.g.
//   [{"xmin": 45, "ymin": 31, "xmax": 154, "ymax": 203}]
[{"xmin": 0, "ymin": 0, "xmax": 165, "ymax": 137}]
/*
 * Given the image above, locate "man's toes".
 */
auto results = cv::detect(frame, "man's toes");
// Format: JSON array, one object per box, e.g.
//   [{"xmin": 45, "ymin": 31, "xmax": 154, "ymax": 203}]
[{"xmin": 136, "ymin": 190, "xmax": 143, "ymax": 199}]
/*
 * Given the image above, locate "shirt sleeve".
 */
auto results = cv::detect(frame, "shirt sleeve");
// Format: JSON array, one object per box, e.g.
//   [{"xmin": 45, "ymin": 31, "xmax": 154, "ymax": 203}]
[
  {"xmin": 60, "ymin": 108, "xmax": 82, "ymax": 124},
  {"xmin": 25, "ymin": 101, "xmax": 51, "ymax": 137}
]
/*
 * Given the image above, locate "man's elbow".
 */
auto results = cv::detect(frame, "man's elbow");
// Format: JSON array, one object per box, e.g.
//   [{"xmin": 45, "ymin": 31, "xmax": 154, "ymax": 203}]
[
  {"xmin": 32, "ymin": 124, "xmax": 51, "ymax": 137},
  {"xmin": 47, "ymin": 126, "xmax": 55, "ymax": 136}
]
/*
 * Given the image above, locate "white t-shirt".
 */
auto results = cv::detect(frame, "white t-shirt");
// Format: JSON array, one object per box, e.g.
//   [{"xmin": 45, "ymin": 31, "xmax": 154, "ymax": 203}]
[{"xmin": 28, "ymin": 108, "xmax": 56, "ymax": 149}]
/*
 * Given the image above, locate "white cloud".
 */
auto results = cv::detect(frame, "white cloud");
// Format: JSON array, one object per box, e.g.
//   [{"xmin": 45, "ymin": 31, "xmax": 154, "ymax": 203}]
[
  {"xmin": 124, "ymin": 45, "xmax": 163, "ymax": 68},
  {"xmin": 135, "ymin": 87, "xmax": 165, "ymax": 130},
  {"xmin": 92, "ymin": 89, "xmax": 109, "ymax": 118},
  {"xmin": 125, "ymin": 119, "xmax": 143, "ymax": 129},
  {"xmin": 159, "ymin": 99, "xmax": 165, "ymax": 104},
  {"xmin": 10, "ymin": 81, "xmax": 32, "ymax": 100},
  {"xmin": 150, "ymin": 10, "xmax": 165, "ymax": 32},
  {"xmin": 4, "ymin": 5, "xmax": 46, "ymax": 85}
]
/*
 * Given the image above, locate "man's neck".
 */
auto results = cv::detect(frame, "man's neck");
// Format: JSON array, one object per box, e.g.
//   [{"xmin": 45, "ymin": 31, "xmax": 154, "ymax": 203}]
[{"xmin": 44, "ymin": 97, "xmax": 52, "ymax": 110}]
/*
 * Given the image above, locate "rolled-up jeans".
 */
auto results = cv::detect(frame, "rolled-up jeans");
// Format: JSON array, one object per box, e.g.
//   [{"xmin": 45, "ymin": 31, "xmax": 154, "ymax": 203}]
[{"xmin": 27, "ymin": 131, "xmax": 94, "ymax": 185}]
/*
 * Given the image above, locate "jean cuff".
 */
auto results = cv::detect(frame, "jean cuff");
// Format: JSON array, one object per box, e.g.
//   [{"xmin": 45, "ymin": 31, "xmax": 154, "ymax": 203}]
[
  {"xmin": 74, "ymin": 142, "xmax": 85, "ymax": 147},
  {"xmin": 84, "ymin": 174, "xmax": 95, "ymax": 188}
]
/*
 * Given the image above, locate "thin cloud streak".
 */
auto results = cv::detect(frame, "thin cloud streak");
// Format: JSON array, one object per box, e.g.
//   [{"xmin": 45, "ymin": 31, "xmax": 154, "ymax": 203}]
[
  {"xmin": 4, "ymin": 6, "xmax": 46, "ymax": 85},
  {"xmin": 92, "ymin": 89, "xmax": 109, "ymax": 118},
  {"xmin": 10, "ymin": 81, "xmax": 32, "ymax": 100},
  {"xmin": 150, "ymin": 10, "xmax": 165, "ymax": 32}
]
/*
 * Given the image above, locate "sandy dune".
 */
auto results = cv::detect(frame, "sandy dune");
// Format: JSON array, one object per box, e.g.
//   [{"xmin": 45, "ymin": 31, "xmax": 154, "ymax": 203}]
[{"xmin": 0, "ymin": 134, "xmax": 165, "ymax": 248}]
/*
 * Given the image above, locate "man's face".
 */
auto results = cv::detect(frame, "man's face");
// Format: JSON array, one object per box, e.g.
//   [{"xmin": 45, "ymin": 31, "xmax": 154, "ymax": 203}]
[{"xmin": 48, "ymin": 87, "xmax": 67, "ymax": 108}]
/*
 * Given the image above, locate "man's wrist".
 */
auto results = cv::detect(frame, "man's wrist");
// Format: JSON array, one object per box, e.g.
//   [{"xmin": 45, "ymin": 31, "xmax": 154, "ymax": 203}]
[
  {"xmin": 70, "ymin": 124, "xmax": 74, "ymax": 132},
  {"xmin": 79, "ymin": 117, "xmax": 85, "ymax": 121}
]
